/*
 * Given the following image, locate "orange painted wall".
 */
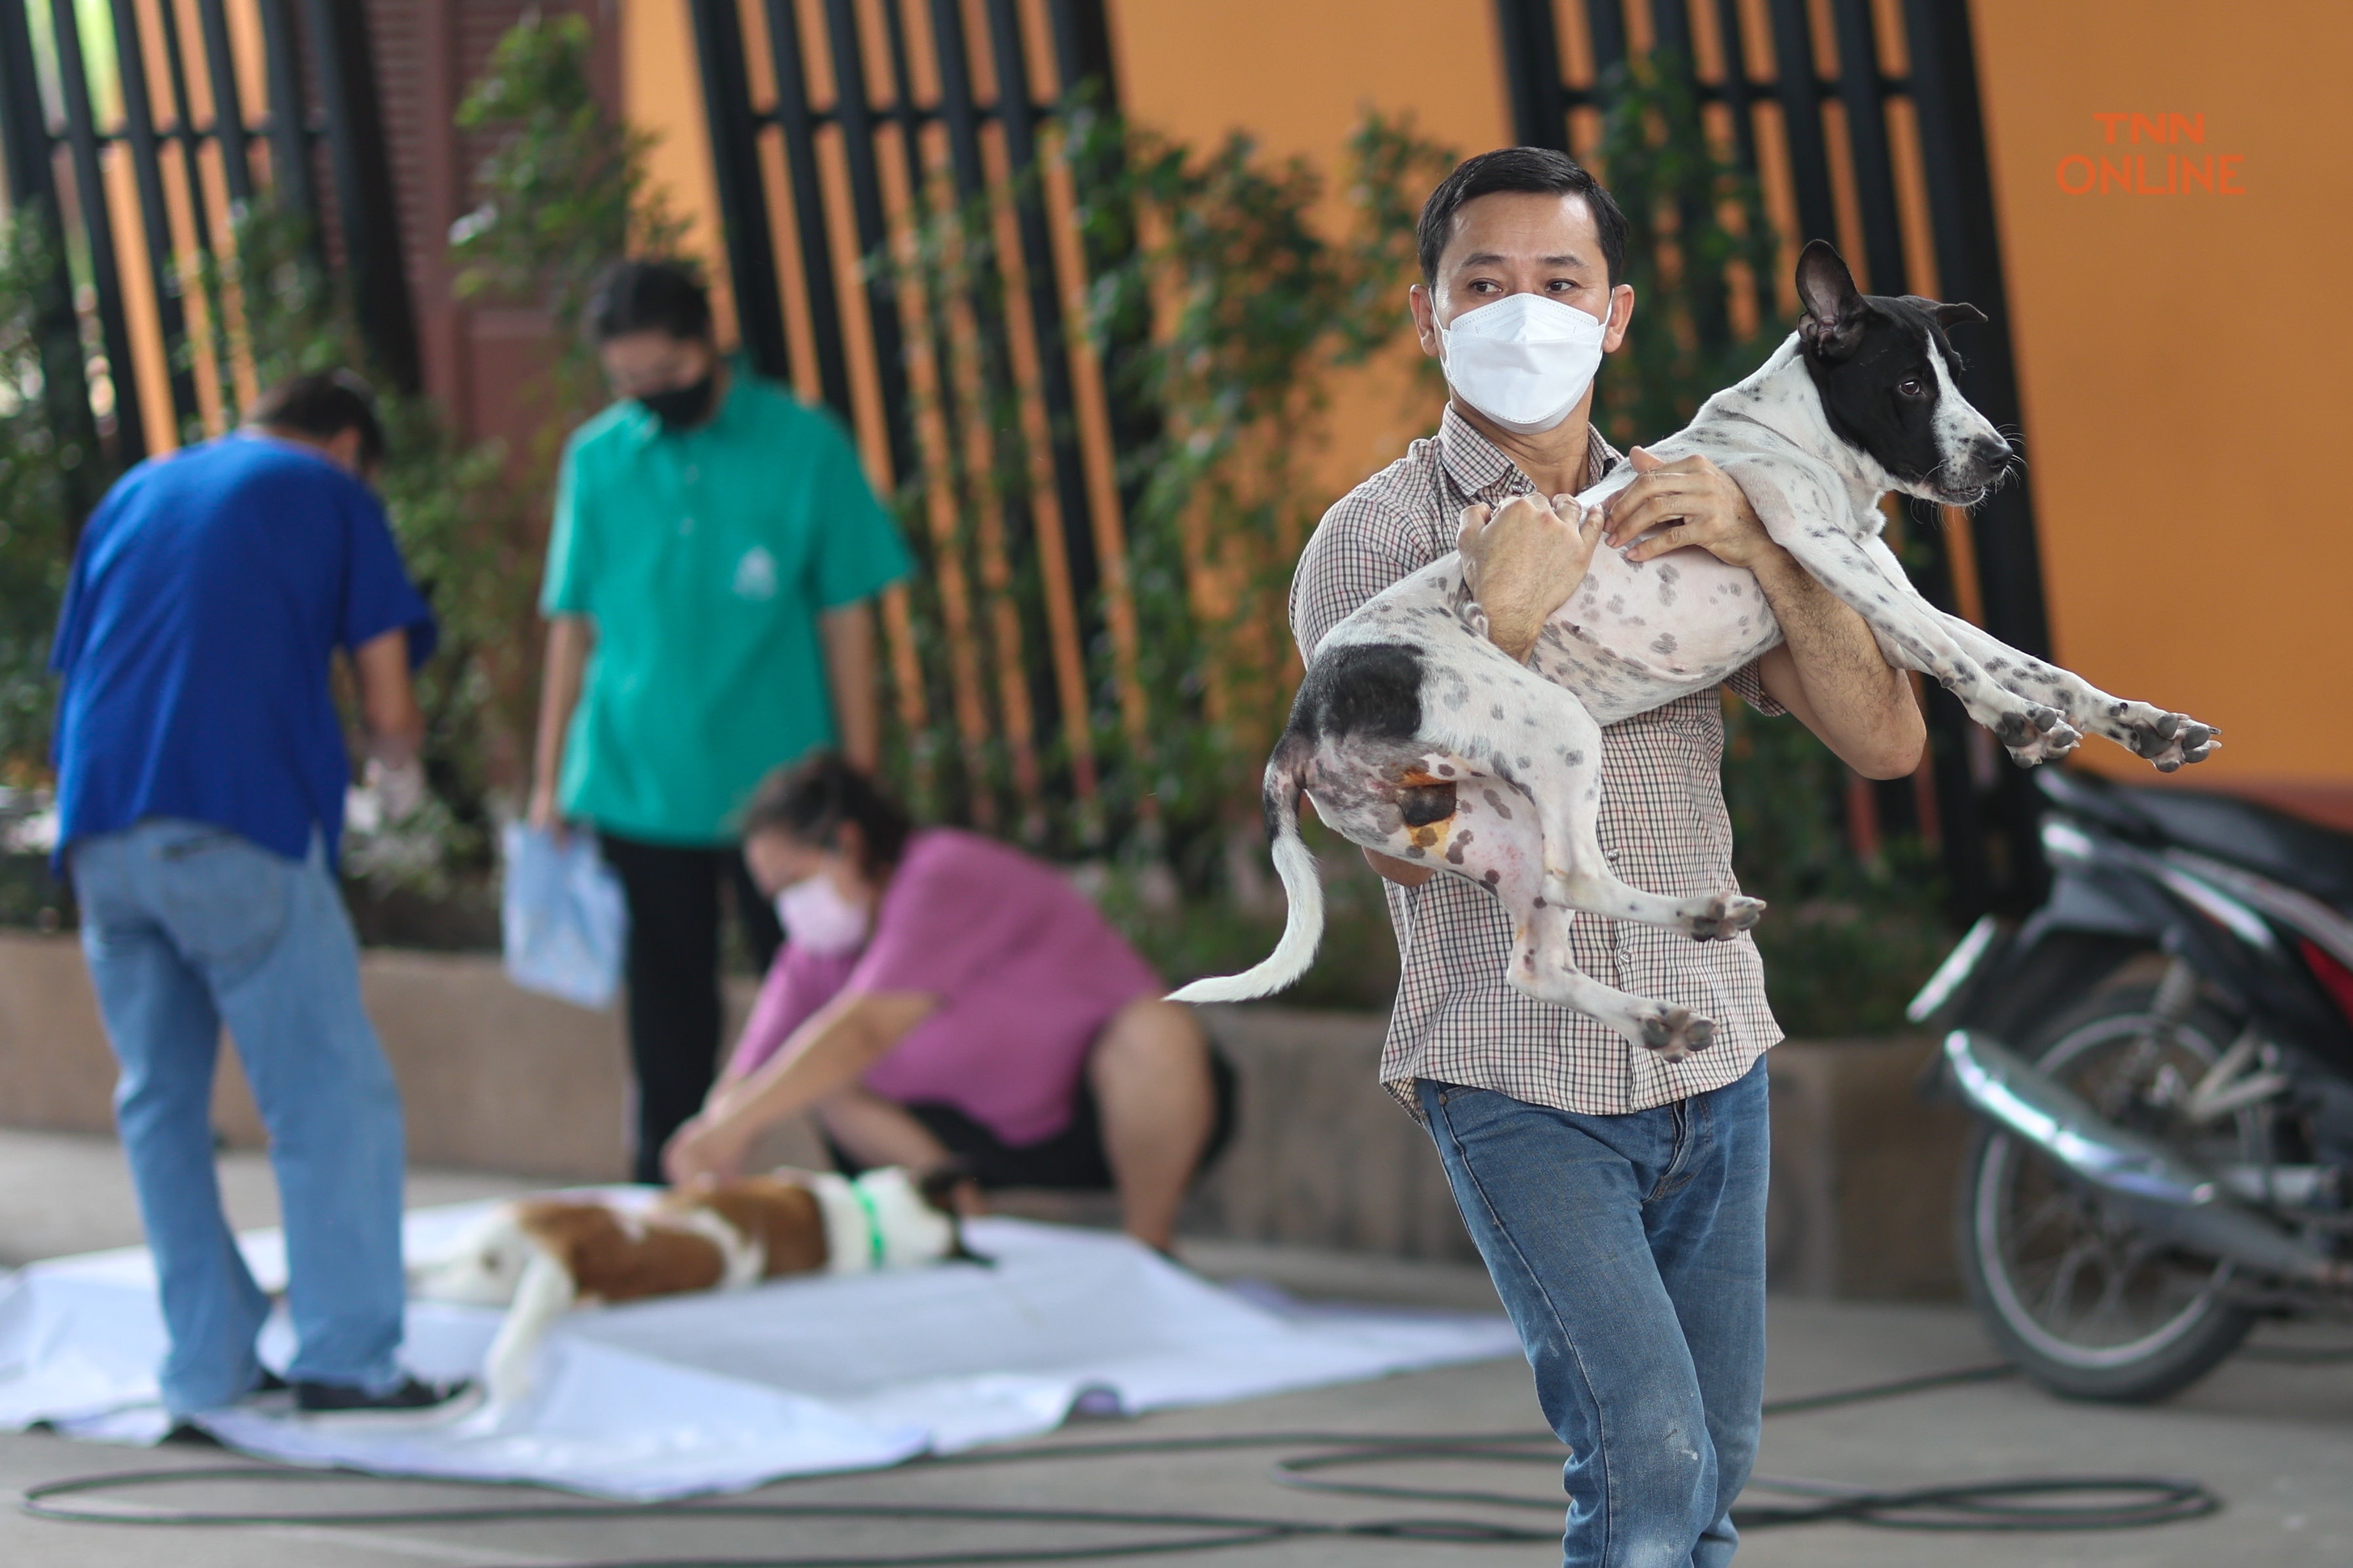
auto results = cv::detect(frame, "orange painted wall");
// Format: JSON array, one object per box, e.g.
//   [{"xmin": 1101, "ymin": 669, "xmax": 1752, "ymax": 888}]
[
  {"xmin": 1103, "ymin": 0, "xmax": 1510, "ymax": 494},
  {"xmin": 1971, "ymin": 0, "xmax": 2353, "ymax": 797},
  {"xmin": 621, "ymin": 0, "xmax": 734, "ymax": 338},
  {"xmin": 615, "ymin": 1, "xmax": 2346, "ymax": 803}
]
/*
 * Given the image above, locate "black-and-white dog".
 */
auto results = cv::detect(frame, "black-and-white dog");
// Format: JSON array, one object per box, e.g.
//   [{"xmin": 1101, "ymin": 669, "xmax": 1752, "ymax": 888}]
[{"xmin": 1172, "ymin": 242, "xmax": 2216, "ymax": 1056}]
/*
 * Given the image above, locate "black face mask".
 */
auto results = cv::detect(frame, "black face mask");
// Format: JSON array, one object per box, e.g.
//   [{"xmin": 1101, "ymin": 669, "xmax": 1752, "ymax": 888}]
[{"xmin": 639, "ymin": 370, "xmax": 717, "ymax": 431}]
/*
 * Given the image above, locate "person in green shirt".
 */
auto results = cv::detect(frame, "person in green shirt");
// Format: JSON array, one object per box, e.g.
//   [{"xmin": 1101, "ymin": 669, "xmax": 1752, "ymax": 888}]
[{"xmin": 529, "ymin": 260, "xmax": 913, "ymax": 1182}]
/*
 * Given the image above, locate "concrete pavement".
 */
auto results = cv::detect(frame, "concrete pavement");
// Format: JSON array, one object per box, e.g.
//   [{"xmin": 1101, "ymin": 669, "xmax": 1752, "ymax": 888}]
[{"xmin": 3, "ymin": 1128, "xmax": 2349, "ymax": 1567}]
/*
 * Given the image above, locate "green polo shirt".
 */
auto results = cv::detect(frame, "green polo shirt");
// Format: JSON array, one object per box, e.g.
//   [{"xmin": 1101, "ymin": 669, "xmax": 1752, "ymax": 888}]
[{"xmin": 542, "ymin": 373, "xmax": 912, "ymax": 845}]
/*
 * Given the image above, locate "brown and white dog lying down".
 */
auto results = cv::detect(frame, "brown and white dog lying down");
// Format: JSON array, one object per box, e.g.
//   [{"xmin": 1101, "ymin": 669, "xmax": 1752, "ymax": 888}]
[{"xmin": 409, "ymin": 1167, "xmax": 974, "ymax": 1408}]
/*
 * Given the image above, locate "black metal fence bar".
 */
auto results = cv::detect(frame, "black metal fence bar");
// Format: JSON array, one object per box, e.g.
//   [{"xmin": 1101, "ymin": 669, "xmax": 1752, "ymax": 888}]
[
  {"xmin": 925, "ymin": 0, "xmax": 1065, "ymax": 772},
  {"xmin": 0, "ymin": 0, "xmax": 98, "ymax": 519},
  {"xmin": 1829, "ymin": 0, "xmax": 1906, "ymax": 295},
  {"xmin": 252, "ymin": 0, "xmax": 314, "ymax": 229},
  {"xmin": 1493, "ymin": 0, "xmax": 2054, "ymax": 913},
  {"xmin": 153, "ymin": 0, "xmax": 236, "ymax": 424},
  {"xmin": 1898, "ymin": 0, "xmax": 2047, "ymax": 659},
  {"xmin": 686, "ymin": 0, "xmax": 790, "ymax": 385},
  {"xmin": 1899, "ymin": 0, "xmax": 2051, "ymax": 907},
  {"xmin": 690, "ymin": 0, "xmax": 1128, "ymax": 819},
  {"xmin": 815, "ymin": 0, "xmax": 915, "ymax": 476},
  {"xmin": 1764, "ymin": 0, "xmax": 1840, "ymax": 253},
  {"xmin": 154, "ymin": 0, "xmax": 223, "ymax": 302},
  {"xmin": 1707, "ymin": 0, "xmax": 1760, "ymax": 177},
  {"xmin": 984, "ymin": 0, "xmax": 1102, "ymax": 638},
  {"xmin": 0, "ymin": 0, "xmax": 416, "ymax": 478},
  {"xmin": 107, "ymin": 0, "xmax": 204, "ymax": 436},
  {"xmin": 195, "ymin": 0, "xmax": 253, "ymax": 204},
  {"xmin": 43, "ymin": 0, "xmax": 148, "ymax": 462},
  {"xmin": 756, "ymin": 0, "xmax": 851, "ymax": 416},
  {"xmin": 871, "ymin": 0, "xmax": 976, "ymax": 535},
  {"xmin": 300, "ymin": 0, "xmax": 417, "ymax": 393}
]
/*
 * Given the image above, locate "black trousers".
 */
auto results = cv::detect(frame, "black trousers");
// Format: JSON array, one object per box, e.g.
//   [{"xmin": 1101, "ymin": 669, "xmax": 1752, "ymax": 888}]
[{"xmin": 599, "ymin": 833, "xmax": 785, "ymax": 1183}]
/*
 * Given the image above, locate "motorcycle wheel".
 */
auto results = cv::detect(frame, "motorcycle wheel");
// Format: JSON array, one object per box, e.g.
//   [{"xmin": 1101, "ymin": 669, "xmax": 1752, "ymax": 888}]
[{"xmin": 1959, "ymin": 981, "xmax": 2261, "ymax": 1402}]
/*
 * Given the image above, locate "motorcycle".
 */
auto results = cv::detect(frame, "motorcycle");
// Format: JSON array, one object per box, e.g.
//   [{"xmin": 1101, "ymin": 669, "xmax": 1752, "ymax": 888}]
[{"xmin": 1914, "ymin": 767, "xmax": 2353, "ymax": 1402}]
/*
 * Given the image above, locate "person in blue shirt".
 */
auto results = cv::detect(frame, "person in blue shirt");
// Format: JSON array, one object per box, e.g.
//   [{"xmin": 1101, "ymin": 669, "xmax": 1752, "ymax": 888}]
[{"xmin": 50, "ymin": 371, "xmax": 473, "ymax": 1425}]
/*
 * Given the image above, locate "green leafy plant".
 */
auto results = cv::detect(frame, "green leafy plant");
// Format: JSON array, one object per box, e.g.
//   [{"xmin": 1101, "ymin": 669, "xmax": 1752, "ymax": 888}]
[
  {"xmin": 449, "ymin": 10, "xmax": 690, "ymax": 407},
  {"xmin": 0, "ymin": 219, "xmax": 80, "ymax": 780},
  {"xmin": 877, "ymin": 106, "xmax": 1454, "ymax": 892},
  {"xmin": 1081, "ymin": 109, "xmax": 1455, "ymax": 871},
  {"xmin": 1595, "ymin": 53, "xmax": 1953, "ymax": 1034}
]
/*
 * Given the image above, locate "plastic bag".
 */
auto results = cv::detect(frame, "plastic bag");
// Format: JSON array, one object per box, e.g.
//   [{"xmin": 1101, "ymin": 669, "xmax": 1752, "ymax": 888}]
[{"xmin": 500, "ymin": 822, "xmax": 629, "ymax": 1010}]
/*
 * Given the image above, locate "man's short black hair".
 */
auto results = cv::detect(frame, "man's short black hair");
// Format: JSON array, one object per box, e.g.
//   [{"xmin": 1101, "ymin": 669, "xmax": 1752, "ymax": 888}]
[
  {"xmin": 1416, "ymin": 147, "xmax": 1628, "ymax": 289},
  {"xmin": 589, "ymin": 259, "xmax": 713, "ymax": 344},
  {"xmin": 248, "ymin": 370, "xmax": 386, "ymax": 469}
]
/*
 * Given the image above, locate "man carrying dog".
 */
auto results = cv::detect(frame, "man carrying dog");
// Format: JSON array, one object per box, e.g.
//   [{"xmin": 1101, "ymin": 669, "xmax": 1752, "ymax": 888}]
[{"xmin": 1291, "ymin": 149, "xmax": 1924, "ymax": 1565}]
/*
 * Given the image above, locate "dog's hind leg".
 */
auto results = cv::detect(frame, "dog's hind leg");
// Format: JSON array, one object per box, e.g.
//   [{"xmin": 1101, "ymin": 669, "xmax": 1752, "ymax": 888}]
[
  {"xmin": 1447, "ymin": 811, "xmax": 1719, "ymax": 1059},
  {"xmin": 483, "ymin": 1245, "xmax": 574, "ymax": 1409},
  {"xmin": 1425, "ymin": 657, "xmax": 1766, "ymax": 941}
]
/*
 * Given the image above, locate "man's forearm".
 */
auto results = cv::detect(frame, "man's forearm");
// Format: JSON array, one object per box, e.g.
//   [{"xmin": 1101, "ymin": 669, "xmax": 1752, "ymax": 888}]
[
  {"xmin": 821, "ymin": 601, "xmax": 882, "ymax": 772},
  {"xmin": 1752, "ymin": 551, "xmax": 1924, "ymax": 779},
  {"xmin": 530, "ymin": 617, "xmax": 591, "ymax": 811},
  {"xmin": 710, "ymin": 993, "xmax": 929, "ymax": 1132}
]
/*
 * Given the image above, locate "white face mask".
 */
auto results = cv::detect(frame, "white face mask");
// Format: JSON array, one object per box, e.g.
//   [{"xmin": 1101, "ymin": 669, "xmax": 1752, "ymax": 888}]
[
  {"xmin": 1437, "ymin": 292, "xmax": 1613, "ymax": 435},
  {"xmin": 776, "ymin": 872, "xmax": 871, "ymax": 957}
]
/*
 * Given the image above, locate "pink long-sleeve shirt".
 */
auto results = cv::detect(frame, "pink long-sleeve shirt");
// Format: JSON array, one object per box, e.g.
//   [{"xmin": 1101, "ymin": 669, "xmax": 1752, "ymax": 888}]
[{"xmin": 725, "ymin": 828, "xmax": 1164, "ymax": 1146}]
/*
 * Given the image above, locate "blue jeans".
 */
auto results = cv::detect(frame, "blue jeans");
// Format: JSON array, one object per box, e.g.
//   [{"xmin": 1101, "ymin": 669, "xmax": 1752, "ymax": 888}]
[
  {"xmin": 1418, "ymin": 1059, "xmax": 1769, "ymax": 1568},
  {"xmin": 71, "ymin": 819, "xmax": 408, "ymax": 1413}
]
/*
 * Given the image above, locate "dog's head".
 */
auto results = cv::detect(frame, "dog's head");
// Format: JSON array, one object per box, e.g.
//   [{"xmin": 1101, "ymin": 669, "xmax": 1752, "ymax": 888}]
[{"xmin": 1794, "ymin": 240, "xmax": 2014, "ymax": 506}]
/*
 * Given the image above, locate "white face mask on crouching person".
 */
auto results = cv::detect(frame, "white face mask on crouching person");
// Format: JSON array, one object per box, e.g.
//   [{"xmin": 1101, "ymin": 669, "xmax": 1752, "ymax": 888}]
[
  {"xmin": 1437, "ymin": 291, "xmax": 1612, "ymax": 435},
  {"xmin": 777, "ymin": 872, "xmax": 870, "ymax": 956}
]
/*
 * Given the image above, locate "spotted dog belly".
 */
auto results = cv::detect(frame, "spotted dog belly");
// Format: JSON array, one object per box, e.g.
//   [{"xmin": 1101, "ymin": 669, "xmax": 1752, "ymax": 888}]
[{"xmin": 1524, "ymin": 456, "xmax": 1785, "ymax": 725}]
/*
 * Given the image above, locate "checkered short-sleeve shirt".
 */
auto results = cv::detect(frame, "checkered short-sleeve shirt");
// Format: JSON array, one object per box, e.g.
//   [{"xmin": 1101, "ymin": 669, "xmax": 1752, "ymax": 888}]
[{"xmin": 1290, "ymin": 407, "xmax": 1785, "ymax": 1118}]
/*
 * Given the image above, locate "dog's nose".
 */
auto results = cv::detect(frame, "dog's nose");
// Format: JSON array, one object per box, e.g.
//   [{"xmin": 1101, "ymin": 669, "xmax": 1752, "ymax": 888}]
[{"xmin": 1969, "ymin": 433, "xmax": 2012, "ymax": 469}]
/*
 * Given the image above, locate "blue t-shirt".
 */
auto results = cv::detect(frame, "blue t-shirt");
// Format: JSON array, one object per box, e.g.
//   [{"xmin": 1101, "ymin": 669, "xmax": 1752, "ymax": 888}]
[{"xmin": 49, "ymin": 433, "xmax": 437, "ymax": 867}]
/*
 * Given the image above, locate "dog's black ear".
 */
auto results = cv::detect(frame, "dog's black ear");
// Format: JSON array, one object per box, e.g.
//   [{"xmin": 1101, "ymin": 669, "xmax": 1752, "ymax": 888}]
[
  {"xmin": 1795, "ymin": 240, "xmax": 1868, "ymax": 361},
  {"xmin": 1929, "ymin": 301, "xmax": 1988, "ymax": 330},
  {"xmin": 913, "ymin": 1162, "xmax": 994, "ymax": 1266},
  {"xmin": 916, "ymin": 1161, "xmax": 978, "ymax": 1216}
]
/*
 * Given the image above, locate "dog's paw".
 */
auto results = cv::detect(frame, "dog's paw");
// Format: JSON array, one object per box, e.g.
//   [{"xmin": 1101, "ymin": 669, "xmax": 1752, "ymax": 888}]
[
  {"xmin": 1633, "ymin": 1005, "xmax": 1716, "ymax": 1061},
  {"xmin": 2115, "ymin": 707, "xmax": 2221, "ymax": 773},
  {"xmin": 1684, "ymin": 892, "xmax": 1767, "ymax": 941},
  {"xmin": 1996, "ymin": 704, "xmax": 2081, "ymax": 765}
]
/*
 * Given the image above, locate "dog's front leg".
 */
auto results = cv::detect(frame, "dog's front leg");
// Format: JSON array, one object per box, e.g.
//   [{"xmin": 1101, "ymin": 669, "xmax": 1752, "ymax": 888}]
[
  {"xmin": 1771, "ymin": 519, "xmax": 2081, "ymax": 763},
  {"xmin": 1885, "ymin": 567, "xmax": 2219, "ymax": 771}
]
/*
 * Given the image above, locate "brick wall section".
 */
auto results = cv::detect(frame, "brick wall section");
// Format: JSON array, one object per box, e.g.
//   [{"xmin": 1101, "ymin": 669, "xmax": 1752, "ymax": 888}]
[{"xmin": 361, "ymin": 0, "xmax": 616, "ymax": 447}]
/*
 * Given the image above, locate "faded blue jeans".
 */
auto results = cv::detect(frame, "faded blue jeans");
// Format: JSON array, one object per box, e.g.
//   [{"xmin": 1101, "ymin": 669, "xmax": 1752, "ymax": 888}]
[
  {"xmin": 1418, "ymin": 1058, "xmax": 1769, "ymax": 1568},
  {"xmin": 71, "ymin": 819, "xmax": 407, "ymax": 1413}
]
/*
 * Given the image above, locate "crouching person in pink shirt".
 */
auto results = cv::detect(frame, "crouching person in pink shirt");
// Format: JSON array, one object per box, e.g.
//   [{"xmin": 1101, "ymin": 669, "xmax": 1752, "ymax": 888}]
[{"xmin": 661, "ymin": 755, "xmax": 1232, "ymax": 1252}]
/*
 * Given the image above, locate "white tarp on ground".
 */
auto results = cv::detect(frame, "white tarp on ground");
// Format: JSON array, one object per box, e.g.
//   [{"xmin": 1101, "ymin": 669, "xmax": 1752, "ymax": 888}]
[{"xmin": 0, "ymin": 1200, "xmax": 1518, "ymax": 1498}]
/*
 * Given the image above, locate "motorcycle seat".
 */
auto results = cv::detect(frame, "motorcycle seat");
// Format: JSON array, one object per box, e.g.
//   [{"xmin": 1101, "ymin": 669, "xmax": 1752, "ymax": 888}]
[{"xmin": 2040, "ymin": 771, "xmax": 2353, "ymax": 913}]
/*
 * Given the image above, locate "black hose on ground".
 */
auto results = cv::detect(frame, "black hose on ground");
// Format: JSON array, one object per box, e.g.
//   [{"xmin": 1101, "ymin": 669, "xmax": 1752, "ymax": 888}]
[{"xmin": 12, "ymin": 1361, "xmax": 2223, "ymax": 1563}]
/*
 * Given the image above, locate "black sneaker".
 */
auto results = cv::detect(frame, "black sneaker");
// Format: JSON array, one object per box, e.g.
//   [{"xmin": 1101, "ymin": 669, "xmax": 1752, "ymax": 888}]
[{"xmin": 293, "ymin": 1376, "xmax": 481, "ymax": 1427}]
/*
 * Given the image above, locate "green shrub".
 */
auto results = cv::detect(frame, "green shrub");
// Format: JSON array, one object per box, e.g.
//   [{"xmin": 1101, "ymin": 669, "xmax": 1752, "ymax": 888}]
[{"xmin": 1595, "ymin": 53, "xmax": 1956, "ymax": 1034}]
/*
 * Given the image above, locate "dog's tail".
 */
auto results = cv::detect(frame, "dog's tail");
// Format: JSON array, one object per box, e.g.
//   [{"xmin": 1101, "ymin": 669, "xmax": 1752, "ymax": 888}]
[
  {"xmin": 482, "ymin": 1241, "xmax": 576, "ymax": 1410},
  {"xmin": 1168, "ymin": 748, "xmax": 1324, "ymax": 1004}
]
